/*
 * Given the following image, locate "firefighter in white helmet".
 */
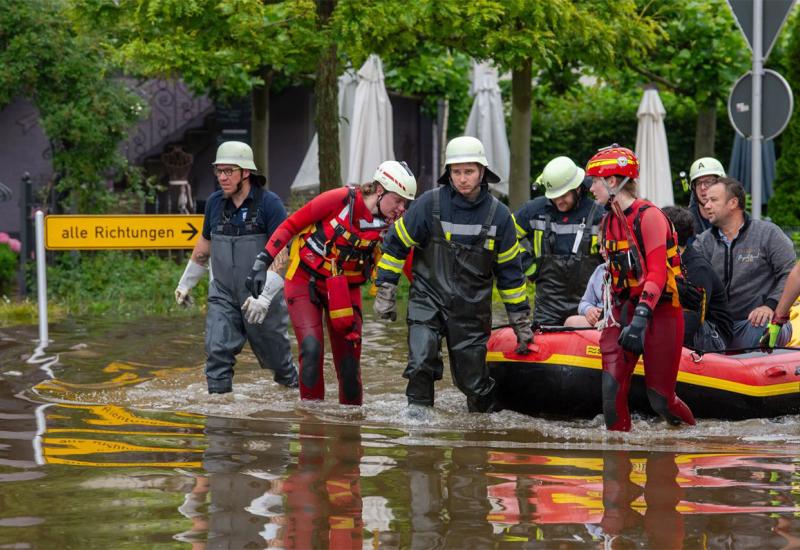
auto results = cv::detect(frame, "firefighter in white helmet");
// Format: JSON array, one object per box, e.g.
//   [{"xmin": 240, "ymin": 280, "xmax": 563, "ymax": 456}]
[
  {"xmin": 515, "ymin": 156, "xmax": 603, "ymax": 326},
  {"xmin": 374, "ymin": 136, "xmax": 532, "ymax": 415},
  {"xmin": 174, "ymin": 141, "xmax": 298, "ymax": 393},
  {"xmin": 688, "ymin": 157, "xmax": 725, "ymax": 233}
]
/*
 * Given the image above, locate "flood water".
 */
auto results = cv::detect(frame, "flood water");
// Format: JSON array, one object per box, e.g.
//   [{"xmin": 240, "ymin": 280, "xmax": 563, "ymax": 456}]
[{"xmin": 0, "ymin": 310, "xmax": 799, "ymax": 548}]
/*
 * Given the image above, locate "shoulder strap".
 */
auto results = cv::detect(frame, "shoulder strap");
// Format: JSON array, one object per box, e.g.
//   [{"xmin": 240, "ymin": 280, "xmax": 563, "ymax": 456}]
[{"xmin": 478, "ymin": 196, "xmax": 499, "ymax": 243}]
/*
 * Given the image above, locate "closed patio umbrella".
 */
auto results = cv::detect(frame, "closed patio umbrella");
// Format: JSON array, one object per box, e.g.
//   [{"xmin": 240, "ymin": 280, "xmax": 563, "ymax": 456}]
[
  {"xmin": 635, "ymin": 87, "xmax": 674, "ymax": 207},
  {"xmin": 347, "ymin": 55, "xmax": 395, "ymax": 185},
  {"xmin": 465, "ymin": 61, "xmax": 510, "ymax": 195},
  {"xmin": 728, "ymin": 133, "xmax": 775, "ymax": 206}
]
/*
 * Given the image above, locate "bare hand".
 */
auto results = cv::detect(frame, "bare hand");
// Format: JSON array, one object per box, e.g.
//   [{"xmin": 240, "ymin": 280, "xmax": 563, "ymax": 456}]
[
  {"xmin": 585, "ymin": 307, "xmax": 602, "ymax": 327},
  {"xmin": 748, "ymin": 305, "xmax": 774, "ymax": 327}
]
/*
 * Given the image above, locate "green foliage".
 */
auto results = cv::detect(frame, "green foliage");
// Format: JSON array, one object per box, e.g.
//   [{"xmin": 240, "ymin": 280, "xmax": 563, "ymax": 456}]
[
  {"xmin": 620, "ymin": 0, "xmax": 748, "ymax": 105},
  {"xmin": 46, "ymin": 251, "xmax": 207, "ymax": 317},
  {"xmin": 770, "ymin": 11, "xmax": 800, "ymax": 226},
  {"xmin": 530, "ymin": 85, "xmax": 736, "ymax": 206},
  {"xmin": 1, "ymin": 0, "xmax": 147, "ymax": 213},
  {"xmin": 0, "ymin": 245, "xmax": 17, "ymax": 296},
  {"xmin": 71, "ymin": 0, "xmax": 319, "ymax": 100}
]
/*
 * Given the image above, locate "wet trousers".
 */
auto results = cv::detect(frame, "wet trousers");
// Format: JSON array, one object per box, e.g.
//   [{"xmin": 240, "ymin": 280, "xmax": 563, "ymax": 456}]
[
  {"xmin": 285, "ymin": 269, "xmax": 363, "ymax": 405},
  {"xmin": 599, "ymin": 300, "xmax": 695, "ymax": 431},
  {"xmin": 205, "ymin": 280, "xmax": 297, "ymax": 393},
  {"xmin": 404, "ymin": 302, "xmax": 496, "ymax": 412}
]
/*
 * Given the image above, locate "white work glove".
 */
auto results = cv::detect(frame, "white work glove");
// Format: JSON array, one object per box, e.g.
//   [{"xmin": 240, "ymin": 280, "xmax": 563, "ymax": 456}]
[
  {"xmin": 242, "ymin": 270, "xmax": 284, "ymax": 325},
  {"xmin": 175, "ymin": 260, "xmax": 207, "ymax": 306}
]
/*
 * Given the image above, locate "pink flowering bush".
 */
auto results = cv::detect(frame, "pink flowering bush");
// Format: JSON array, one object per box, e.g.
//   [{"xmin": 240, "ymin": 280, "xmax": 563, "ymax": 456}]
[{"xmin": 0, "ymin": 233, "xmax": 19, "ymax": 295}]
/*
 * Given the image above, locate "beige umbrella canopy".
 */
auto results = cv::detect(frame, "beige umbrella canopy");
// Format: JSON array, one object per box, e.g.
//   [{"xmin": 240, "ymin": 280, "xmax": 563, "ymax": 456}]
[
  {"xmin": 346, "ymin": 55, "xmax": 395, "ymax": 185},
  {"xmin": 465, "ymin": 60, "xmax": 510, "ymax": 195},
  {"xmin": 635, "ymin": 87, "xmax": 674, "ymax": 207}
]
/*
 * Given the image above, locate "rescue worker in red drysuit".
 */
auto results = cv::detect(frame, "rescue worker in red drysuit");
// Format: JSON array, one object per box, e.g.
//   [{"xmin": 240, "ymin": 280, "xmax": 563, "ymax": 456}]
[
  {"xmin": 586, "ymin": 145, "xmax": 696, "ymax": 432},
  {"xmin": 244, "ymin": 161, "xmax": 417, "ymax": 405}
]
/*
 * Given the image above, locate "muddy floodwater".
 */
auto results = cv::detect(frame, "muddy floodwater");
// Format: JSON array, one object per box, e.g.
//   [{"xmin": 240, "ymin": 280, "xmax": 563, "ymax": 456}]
[{"xmin": 0, "ymin": 310, "xmax": 799, "ymax": 548}]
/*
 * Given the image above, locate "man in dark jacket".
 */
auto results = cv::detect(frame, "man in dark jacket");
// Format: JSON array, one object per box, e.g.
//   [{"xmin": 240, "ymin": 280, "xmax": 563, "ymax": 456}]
[
  {"xmin": 693, "ymin": 178, "xmax": 795, "ymax": 348},
  {"xmin": 514, "ymin": 156, "xmax": 603, "ymax": 326},
  {"xmin": 374, "ymin": 136, "xmax": 532, "ymax": 414},
  {"xmin": 664, "ymin": 206, "xmax": 732, "ymax": 350}
]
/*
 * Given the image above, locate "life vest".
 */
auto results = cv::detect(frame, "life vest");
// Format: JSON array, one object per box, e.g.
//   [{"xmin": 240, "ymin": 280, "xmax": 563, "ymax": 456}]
[
  {"xmin": 600, "ymin": 201, "xmax": 682, "ymax": 307},
  {"xmin": 288, "ymin": 187, "xmax": 388, "ymax": 284}
]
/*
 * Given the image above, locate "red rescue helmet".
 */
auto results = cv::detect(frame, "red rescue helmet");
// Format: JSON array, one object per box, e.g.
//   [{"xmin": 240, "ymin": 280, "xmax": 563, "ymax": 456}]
[{"xmin": 585, "ymin": 145, "xmax": 639, "ymax": 180}]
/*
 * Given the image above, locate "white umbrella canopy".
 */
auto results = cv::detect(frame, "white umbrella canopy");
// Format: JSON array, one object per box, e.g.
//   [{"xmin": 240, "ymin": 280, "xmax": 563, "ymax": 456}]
[
  {"xmin": 465, "ymin": 60, "xmax": 510, "ymax": 195},
  {"xmin": 635, "ymin": 87, "xmax": 674, "ymax": 207},
  {"xmin": 291, "ymin": 70, "xmax": 358, "ymax": 191},
  {"xmin": 346, "ymin": 54, "xmax": 395, "ymax": 185}
]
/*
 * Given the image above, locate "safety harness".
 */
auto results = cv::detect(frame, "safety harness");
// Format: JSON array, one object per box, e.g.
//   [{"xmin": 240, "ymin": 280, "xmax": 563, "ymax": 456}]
[
  {"xmin": 598, "ymin": 202, "xmax": 703, "ymax": 329},
  {"xmin": 215, "ymin": 186, "xmax": 265, "ymax": 236}
]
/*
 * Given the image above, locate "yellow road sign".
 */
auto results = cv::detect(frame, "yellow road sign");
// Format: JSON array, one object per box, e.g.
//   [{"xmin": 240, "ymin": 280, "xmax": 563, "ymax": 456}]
[{"xmin": 45, "ymin": 214, "xmax": 204, "ymax": 250}]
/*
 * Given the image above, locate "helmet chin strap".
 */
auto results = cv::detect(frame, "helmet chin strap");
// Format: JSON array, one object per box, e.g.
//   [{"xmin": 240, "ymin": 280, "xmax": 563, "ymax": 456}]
[{"xmin": 603, "ymin": 176, "xmax": 629, "ymax": 202}]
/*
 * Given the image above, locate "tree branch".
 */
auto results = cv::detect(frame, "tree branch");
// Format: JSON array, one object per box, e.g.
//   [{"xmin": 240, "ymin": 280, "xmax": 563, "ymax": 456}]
[{"xmin": 626, "ymin": 63, "xmax": 688, "ymax": 96}]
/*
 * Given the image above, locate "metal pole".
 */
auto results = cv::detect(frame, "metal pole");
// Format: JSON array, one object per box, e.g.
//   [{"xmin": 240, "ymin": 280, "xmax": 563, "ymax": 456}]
[
  {"xmin": 34, "ymin": 210, "xmax": 48, "ymax": 346},
  {"xmin": 17, "ymin": 173, "xmax": 32, "ymax": 297},
  {"xmin": 751, "ymin": 0, "xmax": 763, "ymax": 219}
]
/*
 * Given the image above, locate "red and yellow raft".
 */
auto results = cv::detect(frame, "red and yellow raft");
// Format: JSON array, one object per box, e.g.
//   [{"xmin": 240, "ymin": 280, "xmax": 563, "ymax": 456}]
[{"xmin": 487, "ymin": 327, "xmax": 800, "ymax": 420}]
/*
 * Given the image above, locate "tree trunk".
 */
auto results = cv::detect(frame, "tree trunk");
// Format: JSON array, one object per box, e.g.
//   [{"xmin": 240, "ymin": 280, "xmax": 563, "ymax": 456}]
[
  {"xmin": 509, "ymin": 59, "xmax": 533, "ymax": 211},
  {"xmin": 316, "ymin": 0, "xmax": 340, "ymax": 192},
  {"xmin": 251, "ymin": 69, "xmax": 271, "ymax": 187},
  {"xmin": 694, "ymin": 103, "xmax": 716, "ymax": 159}
]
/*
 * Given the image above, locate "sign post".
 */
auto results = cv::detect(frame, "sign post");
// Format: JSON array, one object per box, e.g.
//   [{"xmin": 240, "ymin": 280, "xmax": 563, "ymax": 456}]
[{"xmin": 727, "ymin": 0, "xmax": 796, "ymax": 219}]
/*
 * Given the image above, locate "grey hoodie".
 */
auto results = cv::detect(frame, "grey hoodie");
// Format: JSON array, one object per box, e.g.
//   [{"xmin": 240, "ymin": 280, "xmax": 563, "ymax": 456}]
[{"xmin": 692, "ymin": 213, "xmax": 796, "ymax": 321}]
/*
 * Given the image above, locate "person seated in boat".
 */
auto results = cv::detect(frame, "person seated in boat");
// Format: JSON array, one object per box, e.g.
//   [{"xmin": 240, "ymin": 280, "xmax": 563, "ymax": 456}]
[
  {"xmin": 564, "ymin": 263, "xmax": 605, "ymax": 328},
  {"xmin": 761, "ymin": 262, "xmax": 800, "ymax": 350},
  {"xmin": 586, "ymin": 144, "xmax": 696, "ymax": 432},
  {"xmin": 663, "ymin": 206, "xmax": 733, "ymax": 351},
  {"xmin": 693, "ymin": 177, "xmax": 795, "ymax": 349},
  {"xmin": 515, "ymin": 156, "xmax": 603, "ymax": 326}
]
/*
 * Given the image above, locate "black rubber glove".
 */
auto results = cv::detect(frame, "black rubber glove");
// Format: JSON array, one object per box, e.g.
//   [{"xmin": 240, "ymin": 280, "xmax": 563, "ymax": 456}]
[
  {"xmin": 245, "ymin": 251, "xmax": 274, "ymax": 298},
  {"xmin": 676, "ymin": 276, "xmax": 703, "ymax": 312},
  {"xmin": 618, "ymin": 303, "xmax": 652, "ymax": 355}
]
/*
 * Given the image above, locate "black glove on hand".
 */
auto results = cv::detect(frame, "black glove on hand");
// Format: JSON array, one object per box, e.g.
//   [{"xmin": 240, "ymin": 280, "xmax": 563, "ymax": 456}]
[
  {"xmin": 676, "ymin": 277, "xmax": 703, "ymax": 312},
  {"xmin": 618, "ymin": 303, "xmax": 652, "ymax": 355},
  {"xmin": 508, "ymin": 309, "xmax": 534, "ymax": 355},
  {"xmin": 245, "ymin": 251, "xmax": 274, "ymax": 298}
]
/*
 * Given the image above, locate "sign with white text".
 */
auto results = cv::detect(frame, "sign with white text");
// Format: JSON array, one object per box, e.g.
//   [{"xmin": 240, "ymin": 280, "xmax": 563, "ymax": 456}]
[{"xmin": 44, "ymin": 215, "xmax": 204, "ymax": 250}]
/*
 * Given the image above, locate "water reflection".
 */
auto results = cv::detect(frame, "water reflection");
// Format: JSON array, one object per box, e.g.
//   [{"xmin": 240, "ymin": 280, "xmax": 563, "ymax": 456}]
[{"xmin": 2, "ymin": 316, "xmax": 800, "ymax": 547}]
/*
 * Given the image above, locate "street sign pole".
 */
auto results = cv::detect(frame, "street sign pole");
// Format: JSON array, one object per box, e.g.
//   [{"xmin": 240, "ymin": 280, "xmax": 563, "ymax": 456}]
[{"xmin": 752, "ymin": 0, "xmax": 763, "ymax": 219}]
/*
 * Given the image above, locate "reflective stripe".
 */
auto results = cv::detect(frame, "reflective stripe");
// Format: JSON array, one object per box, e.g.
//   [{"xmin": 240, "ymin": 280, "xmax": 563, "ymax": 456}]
[
  {"xmin": 395, "ymin": 218, "xmax": 417, "ymax": 248},
  {"xmin": 484, "ymin": 239, "xmax": 495, "ymax": 251},
  {"xmin": 515, "ymin": 221, "xmax": 527, "ymax": 239},
  {"xmin": 529, "ymin": 219, "xmax": 598, "ymax": 235},
  {"xmin": 377, "ymin": 253, "xmax": 404, "ymax": 274},
  {"xmin": 440, "ymin": 221, "xmax": 497, "ymax": 237},
  {"xmin": 360, "ymin": 218, "xmax": 387, "ymax": 230},
  {"xmin": 329, "ymin": 307, "xmax": 354, "ymax": 319},
  {"xmin": 499, "ymin": 283, "xmax": 527, "ymax": 304},
  {"xmin": 497, "ymin": 242, "xmax": 520, "ymax": 264}
]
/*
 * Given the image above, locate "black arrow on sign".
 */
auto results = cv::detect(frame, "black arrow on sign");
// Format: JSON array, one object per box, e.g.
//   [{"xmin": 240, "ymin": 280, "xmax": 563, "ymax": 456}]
[{"xmin": 182, "ymin": 222, "xmax": 198, "ymax": 240}]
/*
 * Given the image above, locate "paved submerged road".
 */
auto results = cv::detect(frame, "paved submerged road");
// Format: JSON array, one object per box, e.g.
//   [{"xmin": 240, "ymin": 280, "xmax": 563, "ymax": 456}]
[{"xmin": 0, "ymin": 312, "xmax": 799, "ymax": 548}]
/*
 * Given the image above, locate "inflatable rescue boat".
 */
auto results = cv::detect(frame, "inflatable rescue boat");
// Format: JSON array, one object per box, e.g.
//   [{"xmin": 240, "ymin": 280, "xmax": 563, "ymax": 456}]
[{"xmin": 487, "ymin": 327, "xmax": 800, "ymax": 420}]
